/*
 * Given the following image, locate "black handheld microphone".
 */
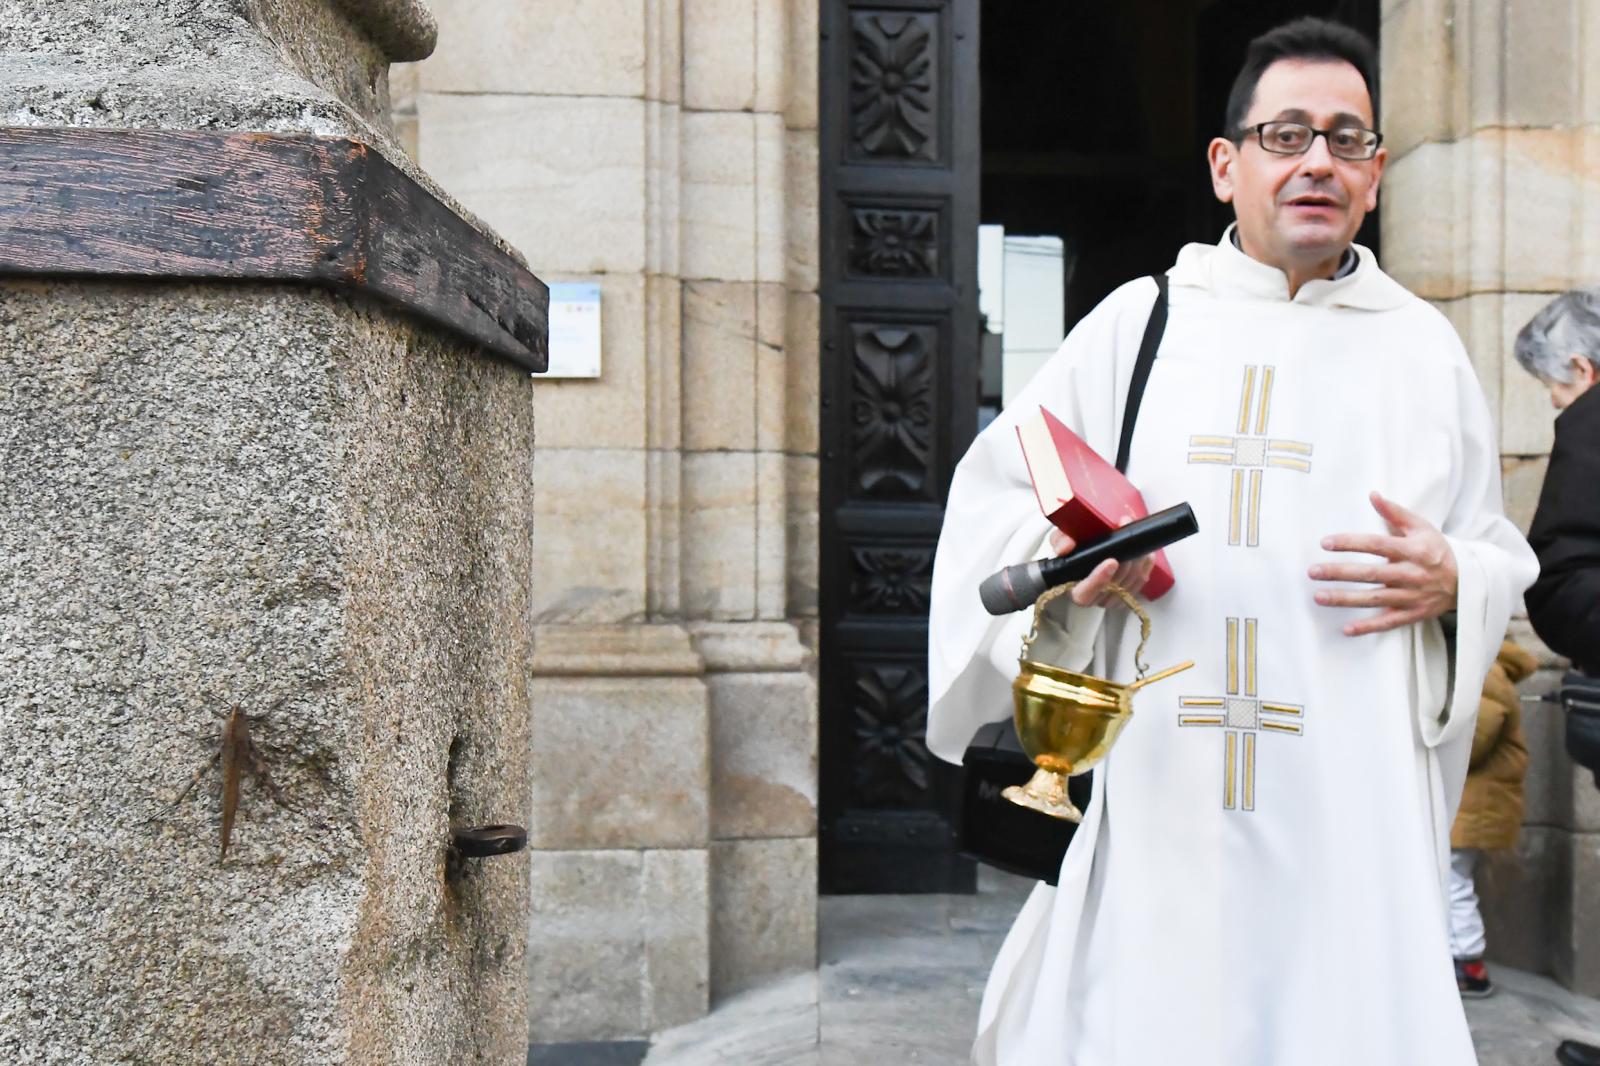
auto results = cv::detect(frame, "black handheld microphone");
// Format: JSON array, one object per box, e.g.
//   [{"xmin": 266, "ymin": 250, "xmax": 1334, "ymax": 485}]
[{"xmin": 978, "ymin": 502, "xmax": 1200, "ymax": 615}]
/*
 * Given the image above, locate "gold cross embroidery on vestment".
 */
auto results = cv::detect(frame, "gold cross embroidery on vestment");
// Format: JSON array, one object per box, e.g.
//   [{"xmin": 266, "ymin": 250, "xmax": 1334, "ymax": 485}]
[
  {"xmin": 1177, "ymin": 617, "xmax": 1304, "ymax": 811},
  {"xmin": 1187, "ymin": 365, "xmax": 1313, "ymax": 547}
]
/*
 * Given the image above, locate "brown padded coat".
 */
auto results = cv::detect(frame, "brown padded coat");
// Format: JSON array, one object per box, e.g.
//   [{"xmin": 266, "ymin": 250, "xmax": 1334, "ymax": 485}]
[{"xmin": 1451, "ymin": 640, "xmax": 1539, "ymax": 851}]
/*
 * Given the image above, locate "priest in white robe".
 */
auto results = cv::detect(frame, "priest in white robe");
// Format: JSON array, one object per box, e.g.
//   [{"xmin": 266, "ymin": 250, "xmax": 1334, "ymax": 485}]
[{"xmin": 927, "ymin": 18, "xmax": 1538, "ymax": 1066}]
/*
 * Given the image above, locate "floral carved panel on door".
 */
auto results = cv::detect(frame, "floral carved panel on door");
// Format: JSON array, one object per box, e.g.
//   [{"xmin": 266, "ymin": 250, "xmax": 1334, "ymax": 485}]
[
  {"xmin": 848, "ymin": 546, "xmax": 935, "ymax": 614},
  {"xmin": 847, "ymin": 206, "xmax": 940, "ymax": 278},
  {"xmin": 850, "ymin": 323, "xmax": 937, "ymax": 497},
  {"xmin": 848, "ymin": 11, "xmax": 940, "ymax": 162},
  {"xmin": 851, "ymin": 661, "xmax": 932, "ymax": 807}
]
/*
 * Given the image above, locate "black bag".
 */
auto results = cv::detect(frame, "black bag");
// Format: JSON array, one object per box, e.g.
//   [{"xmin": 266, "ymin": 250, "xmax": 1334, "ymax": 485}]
[
  {"xmin": 1562, "ymin": 672, "xmax": 1600, "ymax": 785},
  {"xmin": 957, "ymin": 274, "xmax": 1169, "ymax": 884}
]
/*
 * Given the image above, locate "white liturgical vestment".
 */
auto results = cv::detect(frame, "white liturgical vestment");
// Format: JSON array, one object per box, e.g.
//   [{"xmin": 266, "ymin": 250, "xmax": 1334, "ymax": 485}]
[{"xmin": 927, "ymin": 231, "xmax": 1538, "ymax": 1066}]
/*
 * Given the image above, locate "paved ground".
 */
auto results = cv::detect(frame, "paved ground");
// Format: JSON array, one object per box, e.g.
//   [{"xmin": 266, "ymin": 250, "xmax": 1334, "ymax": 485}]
[{"xmin": 634, "ymin": 868, "xmax": 1600, "ymax": 1066}]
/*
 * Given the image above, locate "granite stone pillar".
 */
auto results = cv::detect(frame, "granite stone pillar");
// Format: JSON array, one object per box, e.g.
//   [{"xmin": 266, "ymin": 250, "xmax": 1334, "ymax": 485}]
[{"xmin": 0, "ymin": 2, "xmax": 544, "ymax": 1062}]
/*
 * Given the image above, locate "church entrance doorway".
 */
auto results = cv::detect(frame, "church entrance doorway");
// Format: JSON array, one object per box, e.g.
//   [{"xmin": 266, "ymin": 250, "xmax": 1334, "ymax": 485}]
[{"xmin": 817, "ymin": 0, "xmax": 1379, "ymax": 895}]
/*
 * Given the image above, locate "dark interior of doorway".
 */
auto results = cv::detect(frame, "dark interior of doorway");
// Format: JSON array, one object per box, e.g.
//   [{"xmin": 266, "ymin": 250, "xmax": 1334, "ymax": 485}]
[{"xmin": 980, "ymin": 0, "xmax": 1380, "ymax": 346}]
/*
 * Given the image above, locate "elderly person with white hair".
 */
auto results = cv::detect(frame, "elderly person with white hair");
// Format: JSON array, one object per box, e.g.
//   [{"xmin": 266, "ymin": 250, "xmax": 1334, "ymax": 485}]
[
  {"xmin": 1516, "ymin": 287, "xmax": 1600, "ymax": 676},
  {"xmin": 1514, "ymin": 287, "xmax": 1600, "ymax": 1066},
  {"xmin": 1442, "ymin": 294, "xmax": 1600, "ymax": 1009}
]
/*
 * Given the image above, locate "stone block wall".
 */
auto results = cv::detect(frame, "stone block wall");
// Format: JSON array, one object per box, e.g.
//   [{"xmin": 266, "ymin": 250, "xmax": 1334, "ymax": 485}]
[
  {"xmin": 1381, "ymin": 0, "xmax": 1600, "ymax": 994},
  {"xmin": 394, "ymin": 0, "xmax": 822, "ymax": 1041}
]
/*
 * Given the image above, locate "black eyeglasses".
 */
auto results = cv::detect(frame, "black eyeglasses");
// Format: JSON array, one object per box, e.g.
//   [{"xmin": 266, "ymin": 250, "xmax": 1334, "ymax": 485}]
[{"xmin": 1237, "ymin": 121, "xmax": 1383, "ymax": 161}]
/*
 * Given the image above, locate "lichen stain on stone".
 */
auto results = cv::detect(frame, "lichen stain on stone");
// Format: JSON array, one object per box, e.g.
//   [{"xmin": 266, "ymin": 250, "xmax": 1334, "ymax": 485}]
[{"xmin": 723, "ymin": 773, "xmax": 816, "ymax": 830}]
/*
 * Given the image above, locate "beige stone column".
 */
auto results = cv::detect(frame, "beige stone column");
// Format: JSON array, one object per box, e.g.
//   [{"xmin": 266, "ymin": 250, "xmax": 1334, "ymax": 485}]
[
  {"xmin": 400, "ymin": 0, "xmax": 821, "ymax": 1039},
  {"xmin": 1380, "ymin": 0, "xmax": 1600, "ymax": 994},
  {"xmin": 677, "ymin": 0, "xmax": 821, "ymax": 1004}
]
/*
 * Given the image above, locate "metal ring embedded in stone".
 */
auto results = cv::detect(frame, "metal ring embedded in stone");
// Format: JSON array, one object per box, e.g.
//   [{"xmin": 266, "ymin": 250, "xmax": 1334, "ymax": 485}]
[{"xmin": 450, "ymin": 824, "xmax": 528, "ymax": 857}]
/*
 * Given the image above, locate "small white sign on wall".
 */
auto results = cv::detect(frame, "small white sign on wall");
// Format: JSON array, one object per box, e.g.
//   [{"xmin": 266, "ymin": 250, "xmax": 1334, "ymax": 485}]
[{"xmin": 543, "ymin": 282, "xmax": 603, "ymax": 378}]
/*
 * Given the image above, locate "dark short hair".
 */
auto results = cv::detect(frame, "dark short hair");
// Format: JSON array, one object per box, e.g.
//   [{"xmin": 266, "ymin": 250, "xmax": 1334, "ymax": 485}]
[{"xmin": 1224, "ymin": 17, "xmax": 1379, "ymax": 137}]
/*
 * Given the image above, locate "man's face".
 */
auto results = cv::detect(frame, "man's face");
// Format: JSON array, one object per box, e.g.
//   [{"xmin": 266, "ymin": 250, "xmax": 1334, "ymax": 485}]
[{"xmin": 1208, "ymin": 58, "xmax": 1387, "ymax": 273}]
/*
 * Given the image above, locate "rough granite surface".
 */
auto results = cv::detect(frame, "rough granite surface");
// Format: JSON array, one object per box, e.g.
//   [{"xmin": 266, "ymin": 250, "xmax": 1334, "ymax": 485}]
[
  {"xmin": 0, "ymin": 0, "xmax": 394, "ymax": 135},
  {"xmin": 0, "ymin": 0, "xmax": 521, "ymax": 267},
  {"xmin": 0, "ymin": 279, "xmax": 534, "ymax": 1064}
]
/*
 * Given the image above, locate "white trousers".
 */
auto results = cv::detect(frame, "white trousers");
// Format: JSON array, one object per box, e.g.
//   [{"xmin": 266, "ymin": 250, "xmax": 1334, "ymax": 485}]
[{"xmin": 1448, "ymin": 848, "xmax": 1486, "ymax": 960}]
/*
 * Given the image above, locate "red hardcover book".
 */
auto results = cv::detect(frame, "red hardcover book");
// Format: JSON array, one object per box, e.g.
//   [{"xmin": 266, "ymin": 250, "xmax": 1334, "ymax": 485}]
[{"xmin": 1015, "ymin": 405, "xmax": 1175, "ymax": 600}]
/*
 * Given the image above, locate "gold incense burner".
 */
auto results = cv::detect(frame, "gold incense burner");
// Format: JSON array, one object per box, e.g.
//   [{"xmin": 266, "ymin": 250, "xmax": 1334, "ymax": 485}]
[{"xmin": 1006, "ymin": 583, "xmax": 1193, "ymax": 822}]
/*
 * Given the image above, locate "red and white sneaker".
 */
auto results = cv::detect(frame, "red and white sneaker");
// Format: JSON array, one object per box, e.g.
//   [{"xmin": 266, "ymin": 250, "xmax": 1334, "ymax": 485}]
[{"xmin": 1454, "ymin": 957, "xmax": 1494, "ymax": 999}]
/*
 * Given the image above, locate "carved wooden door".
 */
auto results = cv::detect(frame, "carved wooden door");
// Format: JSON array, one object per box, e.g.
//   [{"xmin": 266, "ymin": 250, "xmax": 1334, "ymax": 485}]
[{"xmin": 817, "ymin": 0, "xmax": 979, "ymax": 893}]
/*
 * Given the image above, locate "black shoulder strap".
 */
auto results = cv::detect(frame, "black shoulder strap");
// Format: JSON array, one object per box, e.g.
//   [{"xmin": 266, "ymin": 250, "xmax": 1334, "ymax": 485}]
[{"xmin": 1114, "ymin": 273, "xmax": 1169, "ymax": 474}]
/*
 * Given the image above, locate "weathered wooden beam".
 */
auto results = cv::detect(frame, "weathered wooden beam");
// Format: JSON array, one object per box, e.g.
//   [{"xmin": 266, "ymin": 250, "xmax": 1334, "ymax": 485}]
[{"xmin": 0, "ymin": 127, "xmax": 548, "ymax": 373}]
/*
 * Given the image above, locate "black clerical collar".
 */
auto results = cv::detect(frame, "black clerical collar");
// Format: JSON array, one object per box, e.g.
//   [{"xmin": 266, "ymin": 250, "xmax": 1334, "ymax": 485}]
[{"xmin": 1230, "ymin": 230, "xmax": 1359, "ymax": 280}]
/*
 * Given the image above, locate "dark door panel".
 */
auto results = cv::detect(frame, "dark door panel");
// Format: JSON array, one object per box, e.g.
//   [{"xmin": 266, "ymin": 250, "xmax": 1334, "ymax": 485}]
[{"xmin": 818, "ymin": 0, "xmax": 980, "ymax": 894}]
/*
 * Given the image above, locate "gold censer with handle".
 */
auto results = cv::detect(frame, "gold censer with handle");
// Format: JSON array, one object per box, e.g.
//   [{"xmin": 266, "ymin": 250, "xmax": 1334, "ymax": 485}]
[{"xmin": 1006, "ymin": 582, "xmax": 1194, "ymax": 822}]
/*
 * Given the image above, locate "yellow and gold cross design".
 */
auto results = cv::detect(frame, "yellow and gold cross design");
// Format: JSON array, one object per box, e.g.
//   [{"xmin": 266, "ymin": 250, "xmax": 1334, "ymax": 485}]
[
  {"xmin": 1187, "ymin": 365, "xmax": 1313, "ymax": 547},
  {"xmin": 1177, "ymin": 617, "xmax": 1304, "ymax": 812}
]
